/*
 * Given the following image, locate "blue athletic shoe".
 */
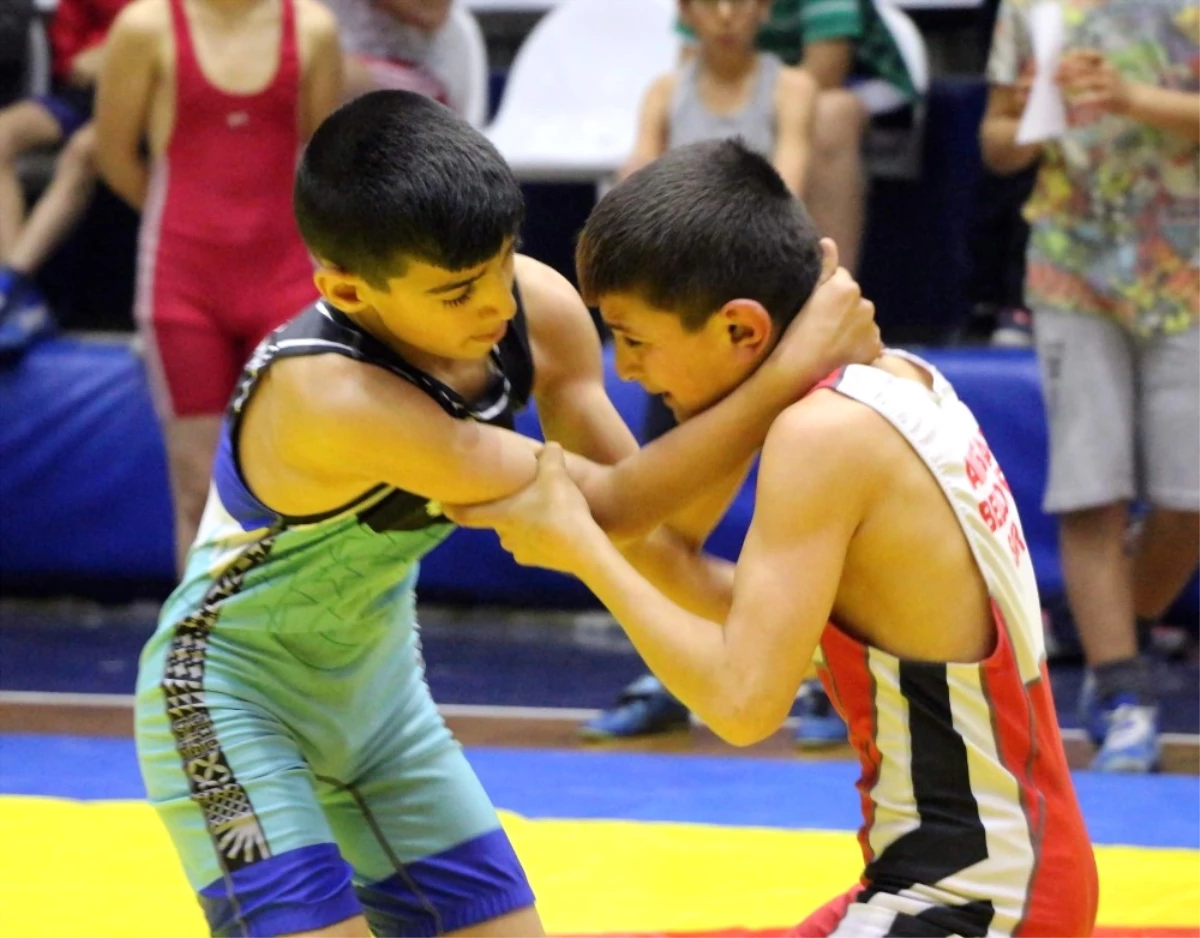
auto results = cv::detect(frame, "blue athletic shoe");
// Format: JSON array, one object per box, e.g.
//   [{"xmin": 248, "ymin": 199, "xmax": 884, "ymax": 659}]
[
  {"xmin": 793, "ymin": 679, "xmax": 847, "ymax": 749},
  {"xmin": 578, "ymin": 674, "xmax": 691, "ymax": 740},
  {"xmin": 0, "ymin": 277, "xmax": 54, "ymax": 360},
  {"xmin": 1090, "ymin": 695, "xmax": 1160, "ymax": 773},
  {"xmin": 1080, "ymin": 674, "xmax": 1160, "ymax": 772}
]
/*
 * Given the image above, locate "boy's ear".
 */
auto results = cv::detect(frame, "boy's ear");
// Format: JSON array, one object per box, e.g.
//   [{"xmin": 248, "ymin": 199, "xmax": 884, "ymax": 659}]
[
  {"xmin": 720, "ymin": 298, "xmax": 774, "ymax": 356},
  {"xmin": 816, "ymin": 238, "xmax": 840, "ymax": 285},
  {"xmin": 313, "ymin": 265, "xmax": 372, "ymax": 314}
]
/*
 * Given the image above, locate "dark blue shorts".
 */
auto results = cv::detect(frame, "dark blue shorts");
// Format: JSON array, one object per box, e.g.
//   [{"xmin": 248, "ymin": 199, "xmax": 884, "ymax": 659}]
[
  {"xmin": 33, "ymin": 86, "xmax": 93, "ymax": 138},
  {"xmin": 198, "ymin": 831, "xmax": 535, "ymax": 938}
]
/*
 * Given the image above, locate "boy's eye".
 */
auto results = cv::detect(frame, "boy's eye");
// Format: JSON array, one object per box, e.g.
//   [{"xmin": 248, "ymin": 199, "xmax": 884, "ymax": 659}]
[
  {"xmin": 444, "ymin": 285, "xmax": 475, "ymax": 308},
  {"xmin": 621, "ymin": 335, "xmax": 645, "ymax": 350}
]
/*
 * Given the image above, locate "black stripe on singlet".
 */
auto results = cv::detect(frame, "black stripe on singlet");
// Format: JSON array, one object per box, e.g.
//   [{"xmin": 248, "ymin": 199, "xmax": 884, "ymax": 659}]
[
  {"xmin": 884, "ymin": 900, "xmax": 998, "ymax": 937},
  {"xmin": 861, "ymin": 662, "xmax": 995, "ymax": 937}
]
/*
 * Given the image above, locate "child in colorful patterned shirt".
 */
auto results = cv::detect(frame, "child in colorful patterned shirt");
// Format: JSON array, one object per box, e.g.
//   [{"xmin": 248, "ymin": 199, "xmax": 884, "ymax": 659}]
[{"xmin": 981, "ymin": 0, "xmax": 1200, "ymax": 773}]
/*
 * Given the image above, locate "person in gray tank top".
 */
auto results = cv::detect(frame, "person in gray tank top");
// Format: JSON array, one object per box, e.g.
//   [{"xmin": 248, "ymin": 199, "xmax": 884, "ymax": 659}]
[
  {"xmin": 624, "ymin": 0, "xmax": 817, "ymax": 195},
  {"xmin": 668, "ymin": 50, "xmax": 783, "ymax": 156},
  {"xmin": 594, "ymin": 1, "xmax": 830, "ymax": 746}
]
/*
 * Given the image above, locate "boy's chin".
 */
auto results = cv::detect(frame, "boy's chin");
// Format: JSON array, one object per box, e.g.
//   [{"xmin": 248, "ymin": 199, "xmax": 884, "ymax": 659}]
[
  {"xmin": 661, "ymin": 393, "xmax": 686, "ymax": 421},
  {"xmin": 672, "ymin": 385, "xmax": 735, "ymax": 422},
  {"xmin": 668, "ymin": 397, "xmax": 709, "ymax": 423}
]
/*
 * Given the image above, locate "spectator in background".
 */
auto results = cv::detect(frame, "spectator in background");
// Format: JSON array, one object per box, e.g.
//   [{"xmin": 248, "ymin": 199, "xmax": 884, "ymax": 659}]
[
  {"xmin": 0, "ymin": 2, "xmax": 38, "ymax": 106},
  {"xmin": 96, "ymin": 0, "xmax": 342, "ymax": 571},
  {"xmin": 981, "ymin": 0, "xmax": 1199, "ymax": 772},
  {"xmin": 322, "ymin": 0, "xmax": 451, "ymax": 106},
  {"xmin": 0, "ymin": 0, "xmax": 128, "ymax": 357},
  {"xmin": 622, "ymin": 0, "xmax": 817, "ymax": 194},
  {"xmin": 961, "ymin": 0, "xmax": 1037, "ymax": 348},
  {"xmin": 675, "ymin": 0, "xmax": 918, "ymax": 274},
  {"xmin": 584, "ymin": 0, "xmax": 840, "ymax": 747},
  {"xmin": 621, "ymin": 0, "xmax": 818, "ymax": 453}
]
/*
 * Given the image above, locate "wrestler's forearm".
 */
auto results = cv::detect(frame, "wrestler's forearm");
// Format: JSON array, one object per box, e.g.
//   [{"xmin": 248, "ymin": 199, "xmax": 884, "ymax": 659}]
[{"xmin": 572, "ymin": 363, "xmax": 802, "ymax": 541}]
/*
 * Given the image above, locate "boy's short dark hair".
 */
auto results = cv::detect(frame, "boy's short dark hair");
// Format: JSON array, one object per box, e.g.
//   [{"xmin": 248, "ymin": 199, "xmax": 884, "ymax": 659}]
[
  {"xmin": 576, "ymin": 139, "xmax": 822, "ymax": 331},
  {"xmin": 294, "ymin": 90, "xmax": 525, "ymax": 288}
]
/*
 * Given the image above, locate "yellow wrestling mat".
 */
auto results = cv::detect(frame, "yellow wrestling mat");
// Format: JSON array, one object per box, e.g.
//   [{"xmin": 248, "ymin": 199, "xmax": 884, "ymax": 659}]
[{"xmin": 1, "ymin": 797, "xmax": 1196, "ymax": 937}]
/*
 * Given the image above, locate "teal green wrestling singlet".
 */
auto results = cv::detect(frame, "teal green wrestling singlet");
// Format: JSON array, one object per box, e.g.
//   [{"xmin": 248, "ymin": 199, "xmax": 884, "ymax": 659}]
[{"xmin": 135, "ymin": 298, "xmax": 537, "ymax": 937}]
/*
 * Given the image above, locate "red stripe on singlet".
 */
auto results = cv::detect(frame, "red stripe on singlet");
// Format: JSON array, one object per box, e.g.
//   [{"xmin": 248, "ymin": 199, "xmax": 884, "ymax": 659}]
[
  {"xmin": 810, "ymin": 368, "xmax": 847, "ymax": 395},
  {"xmin": 980, "ymin": 602, "xmax": 1098, "ymax": 937},
  {"xmin": 817, "ymin": 625, "xmax": 881, "ymax": 868}
]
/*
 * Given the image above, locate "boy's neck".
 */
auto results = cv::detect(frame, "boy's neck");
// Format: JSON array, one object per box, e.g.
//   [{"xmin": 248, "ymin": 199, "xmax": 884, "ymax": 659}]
[
  {"xmin": 348, "ymin": 307, "xmax": 491, "ymax": 387},
  {"xmin": 699, "ymin": 47, "xmax": 758, "ymax": 83},
  {"xmin": 349, "ymin": 307, "xmax": 431, "ymax": 366}
]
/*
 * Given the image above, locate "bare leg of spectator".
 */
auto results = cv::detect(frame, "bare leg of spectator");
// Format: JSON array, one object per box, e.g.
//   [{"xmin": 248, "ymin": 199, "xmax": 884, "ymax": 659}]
[
  {"xmin": 163, "ymin": 416, "xmax": 223, "ymax": 574},
  {"xmin": 1063, "ymin": 501, "xmax": 1169, "ymax": 770},
  {"xmin": 805, "ymin": 90, "xmax": 867, "ymax": 274},
  {"xmin": 1059, "ymin": 502, "xmax": 1138, "ymax": 667},
  {"xmin": 7, "ymin": 125, "xmax": 97, "ymax": 275},
  {"xmin": 1132, "ymin": 508, "xmax": 1200, "ymax": 620},
  {"xmin": 0, "ymin": 102, "xmax": 64, "ymax": 262}
]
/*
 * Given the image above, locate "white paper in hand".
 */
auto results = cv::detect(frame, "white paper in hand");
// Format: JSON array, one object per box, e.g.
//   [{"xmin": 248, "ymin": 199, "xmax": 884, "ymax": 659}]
[{"xmin": 1016, "ymin": 1, "xmax": 1066, "ymax": 144}]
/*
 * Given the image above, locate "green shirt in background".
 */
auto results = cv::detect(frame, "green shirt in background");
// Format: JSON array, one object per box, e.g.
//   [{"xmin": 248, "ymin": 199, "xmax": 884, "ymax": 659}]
[{"xmin": 678, "ymin": 0, "xmax": 916, "ymax": 101}]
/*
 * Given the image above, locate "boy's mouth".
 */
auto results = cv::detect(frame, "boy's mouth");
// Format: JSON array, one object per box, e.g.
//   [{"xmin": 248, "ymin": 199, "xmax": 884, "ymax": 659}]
[{"xmin": 473, "ymin": 323, "xmax": 508, "ymax": 344}]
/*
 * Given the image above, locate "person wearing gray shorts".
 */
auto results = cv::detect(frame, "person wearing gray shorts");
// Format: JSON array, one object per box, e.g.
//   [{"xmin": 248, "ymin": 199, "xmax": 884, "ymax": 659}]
[
  {"xmin": 1036, "ymin": 312, "xmax": 1199, "ymax": 520},
  {"xmin": 1033, "ymin": 306, "xmax": 1199, "ymax": 772},
  {"xmin": 981, "ymin": 0, "xmax": 1200, "ymax": 774}
]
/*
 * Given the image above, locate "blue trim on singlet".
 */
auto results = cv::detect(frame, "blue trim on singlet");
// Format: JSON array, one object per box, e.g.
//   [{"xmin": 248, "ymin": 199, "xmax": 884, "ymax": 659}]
[
  {"xmin": 209, "ymin": 298, "xmax": 534, "ymax": 533},
  {"xmin": 357, "ymin": 828, "xmax": 535, "ymax": 937},
  {"xmin": 198, "ymin": 843, "xmax": 360, "ymax": 938},
  {"xmin": 212, "ymin": 425, "xmax": 279, "ymax": 532}
]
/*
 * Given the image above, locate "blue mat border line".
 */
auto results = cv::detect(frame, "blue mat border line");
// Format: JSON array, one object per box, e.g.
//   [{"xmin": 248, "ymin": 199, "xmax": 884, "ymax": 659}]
[{"xmin": 0, "ymin": 735, "xmax": 1196, "ymax": 850}]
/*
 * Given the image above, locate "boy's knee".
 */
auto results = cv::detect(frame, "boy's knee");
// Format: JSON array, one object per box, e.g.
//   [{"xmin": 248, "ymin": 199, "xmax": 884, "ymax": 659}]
[
  {"xmin": 0, "ymin": 101, "xmax": 61, "ymax": 161},
  {"xmin": 59, "ymin": 126, "xmax": 98, "ymax": 175},
  {"xmin": 813, "ymin": 90, "xmax": 867, "ymax": 155},
  {"xmin": 0, "ymin": 107, "xmax": 25, "ymax": 162}
]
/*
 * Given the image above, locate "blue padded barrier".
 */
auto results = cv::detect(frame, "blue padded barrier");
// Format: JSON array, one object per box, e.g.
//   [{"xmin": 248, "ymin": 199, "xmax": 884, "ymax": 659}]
[
  {"xmin": 0, "ymin": 339, "xmax": 175, "ymax": 588},
  {"xmin": 1, "ymin": 337, "xmax": 1196, "ymax": 617}
]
